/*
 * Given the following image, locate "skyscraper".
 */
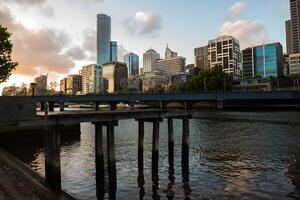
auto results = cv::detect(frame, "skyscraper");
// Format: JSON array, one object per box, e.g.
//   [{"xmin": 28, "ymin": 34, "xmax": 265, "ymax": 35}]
[
  {"xmin": 124, "ymin": 52, "xmax": 139, "ymax": 76},
  {"xmin": 81, "ymin": 64, "xmax": 103, "ymax": 94},
  {"xmin": 165, "ymin": 45, "xmax": 178, "ymax": 59},
  {"xmin": 143, "ymin": 49, "xmax": 160, "ymax": 73},
  {"xmin": 97, "ymin": 14, "xmax": 111, "ymax": 65},
  {"xmin": 208, "ymin": 35, "xmax": 241, "ymax": 79},
  {"xmin": 110, "ymin": 41, "xmax": 118, "ymax": 62},
  {"xmin": 286, "ymin": 20, "xmax": 293, "ymax": 54},
  {"xmin": 289, "ymin": 0, "xmax": 300, "ymax": 53}
]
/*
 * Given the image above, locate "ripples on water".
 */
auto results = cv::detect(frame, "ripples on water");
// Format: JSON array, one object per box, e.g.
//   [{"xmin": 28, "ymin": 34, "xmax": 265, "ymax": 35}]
[{"xmin": 3, "ymin": 111, "xmax": 300, "ymax": 200}]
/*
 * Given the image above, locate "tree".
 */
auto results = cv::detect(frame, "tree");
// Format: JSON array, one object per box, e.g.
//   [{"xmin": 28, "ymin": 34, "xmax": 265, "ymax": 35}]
[{"xmin": 0, "ymin": 25, "xmax": 18, "ymax": 83}]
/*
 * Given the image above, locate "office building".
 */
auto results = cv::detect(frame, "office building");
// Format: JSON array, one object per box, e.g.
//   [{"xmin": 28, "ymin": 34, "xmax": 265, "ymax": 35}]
[
  {"xmin": 154, "ymin": 56, "xmax": 186, "ymax": 79},
  {"xmin": 171, "ymin": 72, "xmax": 193, "ymax": 83},
  {"xmin": 128, "ymin": 75, "xmax": 142, "ymax": 91},
  {"xmin": 194, "ymin": 46, "xmax": 209, "ymax": 70},
  {"xmin": 242, "ymin": 43, "xmax": 284, "ymax": 78},
  {"xmin": 143, "ymin": 49, "xmax": 160, "ymax": 73},
  {"xmin": 110, "ymin": 41, "xmax": 117, "ymax": 62},
  {"xmin": 165, "ymin": 45, "xmax": 178, "ymax": 59},
  {"xmin": 34, "ymin": 75, "xmax": 47, "ymax": 96},
  {"xmin": 97, "ymin": 14, "xmax": 111, "ymax": 65},
  {"xmin": 2, "ymin": 85, "xmax": 27, "ymax": 96},
  {"xmin": 81, "ymin": 64, "xmax": 103, "ymax": 94},
  {"xmin": 286, "ymin": 20, "xmax": 293, "ymax": 54},
  {"xmin": 124, "ymin": 52, "xmax": 139, "ymax": 76},
  {"xmin": 60, "ymin": 75, "xmax": 82, "ymax": 95},
  {"xmin": 102, "ymin": 62, "xmax": 128, "ymax": 93},
  {"xmin": 208, "ymin": 35, "xmax": 241, "ymax": 79},
  {"xmin": 289, "ymin": 53, "xmax": 300, "ymax": 74},
  {"xmin": 141, "ymin": 72, "xmax": 168, "ymax": 91},
  {"xmin": 290, "ymin": 0, "xmax": 300, "ymax": 53}
]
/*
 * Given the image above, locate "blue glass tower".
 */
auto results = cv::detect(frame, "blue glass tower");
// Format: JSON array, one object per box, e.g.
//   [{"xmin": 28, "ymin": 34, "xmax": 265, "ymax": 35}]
[
  {"xmin": 110, "ymin": 41, "xmax": 117, "ymax": 62},
  {"xmin": 124, "ymin": 52, "xmax": 139, "ymax": 76},
  {"xmin": 253, "ymin": 43, "xmax": 283, "ymax": 78},
  {"xmin": 97, "ymin": 14, "xmax": 111, "ymax": 65}
]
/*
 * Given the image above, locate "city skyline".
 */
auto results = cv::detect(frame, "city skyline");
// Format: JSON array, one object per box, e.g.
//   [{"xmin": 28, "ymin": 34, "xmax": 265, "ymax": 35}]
[{"xmin": 0, "ymin": 0, "xmax": 290, "ymax": 92}]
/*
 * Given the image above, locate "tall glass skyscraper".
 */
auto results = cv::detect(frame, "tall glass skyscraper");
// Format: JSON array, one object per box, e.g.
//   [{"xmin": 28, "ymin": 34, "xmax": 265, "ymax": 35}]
[
  {"xmin": 97, "ymin": 14, "xmax": 111, "ymax": 65},
  {"xmin": 124, "ymin": 52, "xmax": 139, "ymax": 76}
]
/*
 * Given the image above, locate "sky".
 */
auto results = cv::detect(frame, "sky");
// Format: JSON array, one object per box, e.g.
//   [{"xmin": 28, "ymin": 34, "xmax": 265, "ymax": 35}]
[{"xmin": 0, "ymin": 0, "xmax": 290, "ymax": 93}]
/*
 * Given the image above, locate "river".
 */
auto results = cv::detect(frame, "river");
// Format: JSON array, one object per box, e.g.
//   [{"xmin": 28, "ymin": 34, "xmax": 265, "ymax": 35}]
[{"xmin": 2, "ymin": 111, "xmax": 300, "ymax": 200}]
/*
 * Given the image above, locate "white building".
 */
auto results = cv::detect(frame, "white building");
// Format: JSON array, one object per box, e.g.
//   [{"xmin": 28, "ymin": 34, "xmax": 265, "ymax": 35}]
[
  {"xmin": 289, "ymin": 53, "xmax": 300, "ymax": 74},
  {"xmin": 143, "ymin": 49, "xmax": 160, "ymax": 73},
  {"xmin": 208, "ymin": 35, "xmax": 241, "ymax": 79},
  {"xmin": 81, "ymin": 64, "xmax": 103, "ymax": 94}
]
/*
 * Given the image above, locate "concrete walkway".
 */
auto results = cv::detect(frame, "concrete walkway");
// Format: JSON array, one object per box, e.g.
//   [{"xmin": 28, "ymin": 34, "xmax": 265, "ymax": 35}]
[{"xmin": 0, "ymin": 149, "xmax": 77, "ymax": 200}]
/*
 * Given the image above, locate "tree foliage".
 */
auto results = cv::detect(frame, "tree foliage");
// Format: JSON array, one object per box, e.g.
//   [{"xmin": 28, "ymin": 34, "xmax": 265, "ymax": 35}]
[
  {"xmin": 168, "ymin": 65, "xmax": 233, "ymax": 92},
  {"xmin": 0, "ymin": 25, "xmax": 18, "ymax": 83}
]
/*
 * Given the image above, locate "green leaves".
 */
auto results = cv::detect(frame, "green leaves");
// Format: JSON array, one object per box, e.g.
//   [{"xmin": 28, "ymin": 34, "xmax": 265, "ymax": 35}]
[{"xmin": 0, "ymin": 25, "xmax": 18, "ymax": 83}]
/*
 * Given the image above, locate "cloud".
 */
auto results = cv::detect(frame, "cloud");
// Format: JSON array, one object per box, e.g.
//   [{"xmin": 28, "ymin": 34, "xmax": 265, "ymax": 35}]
[
  {"xmin": 224, "ymin": 2, "xmax": 246, "ymax": 20},
  {"xmin": 0, "ymin": 6, "xmax": 80, "ymax": 76},
  {"xmin": 217, "ymin": 20, "xmax": 269, "ymax": 48},
  {"xmin": 40, "ymin": 6, "xmax": 54, "ymax": 17},
  {"xmin": 65, "ymin": 46, "xmax": 87, "ymax": 61},
  {"xmin": 82, "ymin": 29, "xmax": 97, "ymax": 60},
  {"xmin": 124, "ymin": 12, "xmax": 162, "ymax": 37},
  {"xmin": 117, "ymin": 45, "xmax": 129, "ymax": 62},
  {"xmin": 4, "ymin": 0, "xmax": 47, "ymax": 6}
]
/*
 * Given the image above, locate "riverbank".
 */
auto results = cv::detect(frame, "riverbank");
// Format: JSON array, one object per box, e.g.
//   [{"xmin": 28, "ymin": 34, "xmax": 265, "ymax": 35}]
[{"xmin": 0, "ymin": 148, "xmax": 78, "ymax": 200}]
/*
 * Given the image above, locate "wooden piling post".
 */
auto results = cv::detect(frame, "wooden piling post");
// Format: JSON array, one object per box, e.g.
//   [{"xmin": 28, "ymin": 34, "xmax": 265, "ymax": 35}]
[
  {"xmin": 107, "ymin": 121, "xmax": 117, "ymax": 191},
  {"xmin": 44, "ymin": 125, "xmax": 61, "ymax": 190},
  {"xmin": 182, "ymin": 117, "xmax": 189, "ymax": 182},
  {"xmin": 94, "ymin": 123, "xmax": 105, "ymax": 198},
  {"xmin": 168, "ymin": 118, "xmax": 175, "ymax": 183},
  {"xmin": 95, "ymin": 102, "xmax": 100, "ymax": 111},
  {"xmin": 152, "ymin": 119, "xmax": 160, "ymax": 177},
  {"xmin": 138, "ymin": 120, "xmax": 144, "ymax": 175},
  {"xmin": 49, "ymin": 102, "xmax": 55, "ymax": 112},
  {"xmin": 59, "ymin": 102, "xmax": 64, "ymax": 112}
]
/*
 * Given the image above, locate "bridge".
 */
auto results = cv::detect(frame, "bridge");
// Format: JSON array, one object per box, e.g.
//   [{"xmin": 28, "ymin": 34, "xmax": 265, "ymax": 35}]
[{"xmin": 29, "ymin": 90, "xmax": 300, "ymax": 110}]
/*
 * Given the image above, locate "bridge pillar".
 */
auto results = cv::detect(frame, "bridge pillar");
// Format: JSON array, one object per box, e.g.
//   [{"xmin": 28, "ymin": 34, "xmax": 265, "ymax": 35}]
[
  {"xmin": 182, "ymin": 117, "xmax": 189, "ymax": 182},
  {"xmin": 40, "ymin": 102, "xmax": 45, "ymax": 111},
  {"xmin": 152, "ymin": 119, "xmax": 160, "ymax": 180},
  {"xmin": 217, "ymin": 99, "xmax": 224, "ymax": 110},
  {"xmin": 59, "ymin": 102, "xmax": 64, "ymax": 112},
  {"xmin": 44, "ymin": 125, "xmax": 61, "ymax": 190},
  {"xmin": 130, "ymin": 102, "xmax": 135, "ymax": 110},
  {"xmin": 95, "ymin": 102, "xmax": 100, "ymax": 111},
  {"xmin": 93, "ymin": 122, "xmax": 105, "ymax": 199},
  {"xmin": 184, "ymin": 101, "xmax": 193, "ymax": 110},
  {"xmin": 168, "ymin": 118, "xmax": 175, "ymax": 183},
  {"xmin": 110, "ymin": 102, "xmax": 117, "ymax": 111},
  {"xmin": 49, "ymin": 102, "xmax": 55, "ymax": 112}
]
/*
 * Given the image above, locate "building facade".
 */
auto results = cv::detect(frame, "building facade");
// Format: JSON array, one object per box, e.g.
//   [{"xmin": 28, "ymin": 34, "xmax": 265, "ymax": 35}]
[
  {"xmin": 290, "ymin": 0, "xmax": 300, "ymax": 53},
  {"xmin": 289, "ymin": 53, "xmax": 300, "ymax": 74},
  {"xmin": 286, "ymin": 20, "xmax": 293, "ymax": 54},
  {"xmin": 124, "ymin": 52, "xmax": 139, "ymax": 76},
  {"xmin": 154, "ymin": 56, "xmax": 186, "ymax": 79},
  {"xmin": 242, "ymin": 43, "xmax": 284, "ymax": 79},
  {"xmin": 60, "ymin": 75, "xmax": 82, "ymax": 95},
  {"xmin": 60, "ymin": 78, "xmax": 67, "ymax": 94},
  {"xmin": 194, "ymin": 46, "xmax": 209, "ymax": 70},
  {"xmin": 143, "ymin": 49, "xmax": 160, "ymax": 73},
  {"xmin": 102, "ymin": 62, "xmax": 128, "ymax": 93},
  {"xmin": 208, "ymin": 35, "xmax": 241, "ymax": 79},
  {"xmin": 97, "ymin": 14, "xmax": 111, "ymax": 65},
  {"xmin": 141, "ymin": 72, "xmax": 168, "ymax": 91},
  {"xmin": 34, "ymin": 75, "xmax": 47, "ymax": 96},
  {"xmin": 110, "ymin": 41, "xmax": 118, "ymax": 62},
  {"xmin": 165, "ymin": 45, "xmax": 178, "ymax": 59},
  {"xmin": 81, "ymin": 64, "xmax": 103, "ymax": 94}
]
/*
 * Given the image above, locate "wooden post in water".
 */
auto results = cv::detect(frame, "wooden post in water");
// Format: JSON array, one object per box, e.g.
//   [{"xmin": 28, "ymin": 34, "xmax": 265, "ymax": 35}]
[
  {"xmin": 107, "ymin": 121, "xmax": 118, "ymax": 192},
  {"xmin": 168, "ymin": 118, "xmax": 175, "ymax": 182},
  {"xmin": 59, "ymin": 102, "xmax": 64, "ymax": 111},
  {"xmin": 182, "ymin": 116, "xmax": 190, "ymax": 182},
  {"xmin": 49, "ymin": 102, "xmax": 55, "ymax": 112},
  {"xmin": 152, "ymin": 119, "xmax": 160, "ymax": 178},
  {"xmin": 94, "ymin": 122, "xmax": 105, "ymax": 198},
  {"xmin": 138, "ymin": 120, "xmax": 144, "ymax": 175},
  {"xmin": 44, "ymin": 125, "xmax": 61, "ymax": 190},
  {"xmin": 95, "ymin": 102, "xmax": 100, "ymax": 111}
]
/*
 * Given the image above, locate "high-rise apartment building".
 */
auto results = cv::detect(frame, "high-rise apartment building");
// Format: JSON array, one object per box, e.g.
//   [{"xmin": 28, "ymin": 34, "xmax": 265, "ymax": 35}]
[
  {"xmin": 102, "ymin": 62, "xmax": 128, "ymax": 93},
  {"xmin": 286, "ymin": 20, "xmax": 293, "ymax": 54},
  {"xmin": 287, "ymin": 0, "xmax": 300, "ymax": 54},
  {"xmin": 110, "ymin": 41, "xmax": 118, "ymax": 62},
  {"xmin": 60, "ymin": 75, "xmax": 82, "ymax": 95},
  {"xmin": 124, "ymin": 52, "xmax": 139, "ymax": 76},
  {"xmin": 143, "ymin": 49, "xmax": 160, "ymax": 73},
  {"xmin": 81, "ymin": 64, "xmax": 103, "ymax": 94},
  {"xmin": 208, "ymin": 35, "xmax": 241, "ymax": 79},
  {"xmin": 242, "ymin": 43, "xmax": 284, "ymax": 78},
  {"xmin": 289, "ymin": 53, "xmax": 300, "ymax": 74},
  {"xmin": 194, "ymin": 46, "xmax": 209, "ymax": 70},
  {"xmin": 97, "ymin": 14, "xmax": 111, "ymax": 65}
]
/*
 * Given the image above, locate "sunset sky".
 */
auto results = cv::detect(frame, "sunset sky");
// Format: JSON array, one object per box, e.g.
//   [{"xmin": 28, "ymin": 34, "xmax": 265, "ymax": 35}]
[{"xmin": 0, "ymin": 0, "xmax": 289, "ymax": 93}]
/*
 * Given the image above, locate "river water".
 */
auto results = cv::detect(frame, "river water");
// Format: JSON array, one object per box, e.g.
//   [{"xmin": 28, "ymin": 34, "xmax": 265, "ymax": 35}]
[{"xmin": 3, "ymin": 111, "xmax": 300, "ymax": 200}]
